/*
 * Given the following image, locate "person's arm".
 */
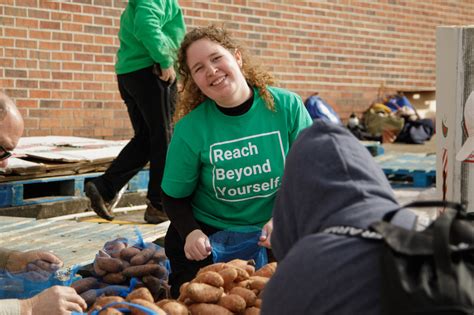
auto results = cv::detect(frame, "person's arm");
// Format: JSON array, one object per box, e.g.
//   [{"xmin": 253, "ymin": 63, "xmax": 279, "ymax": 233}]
[
  {"xmin": 20, "ymin": 286, "xmax": 86, "ymax": 315},
  {"xmin": 162, "ymin": 191, "xmax": 200, "ymax": 240},
  {"xmin": 134, "ymin": 0, "xmax": 186, "ymax": 69},
  {"xmin": 0, "ymin": 299, "xmax": 21, "ymax": 315},
  {"xmin": 0, "ymin": 286, "xmax": 86, "ymax": 315},
  {"xmin": 162, "ymin": 191, "xmax": 211, "ymax": 261}
]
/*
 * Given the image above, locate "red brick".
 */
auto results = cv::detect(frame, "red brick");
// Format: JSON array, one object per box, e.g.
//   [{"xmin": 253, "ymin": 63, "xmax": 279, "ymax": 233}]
[
  {"xmin": 30, "ymin": 90, "xmax": 51, "ymax": 99},
  {"xmin": 27, "ymin": 8, "xmax": 50, "ymax": 19},
  {"xmin": 5, "ymin": 28, "xmax": 27, "ymax": 38},
  {"xmin": 39, "ymin": 41, "xmax": 60, "ymax": 50},
  {"xmin": 39, "ymin": 21, "xmax": 60, "ymax": 30}
]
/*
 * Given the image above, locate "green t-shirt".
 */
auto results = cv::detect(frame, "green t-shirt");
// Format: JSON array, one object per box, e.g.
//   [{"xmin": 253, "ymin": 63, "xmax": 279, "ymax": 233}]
[
  {"xmin": 115, "ymin": 0, "xmax": 186, "ymax": 74},
  {"xmin": 162, "ymin": 86, "xmax": 313, "ymax": 229}
]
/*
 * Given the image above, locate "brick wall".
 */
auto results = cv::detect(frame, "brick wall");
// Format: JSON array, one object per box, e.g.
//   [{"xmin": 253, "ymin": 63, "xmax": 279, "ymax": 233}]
[{"xmin": 1, "ymin": 0, "xmax": 473, "ymax": 139}]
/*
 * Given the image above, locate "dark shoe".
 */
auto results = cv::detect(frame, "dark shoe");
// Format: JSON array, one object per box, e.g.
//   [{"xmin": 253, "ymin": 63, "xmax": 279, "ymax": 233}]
[
  {"xmin": 144, "ymin": 200, "xmax": 168, "ymax": 224},
  {"xmin": 85, "ymin": 182, "xmax": 114, "ymax": 221}
]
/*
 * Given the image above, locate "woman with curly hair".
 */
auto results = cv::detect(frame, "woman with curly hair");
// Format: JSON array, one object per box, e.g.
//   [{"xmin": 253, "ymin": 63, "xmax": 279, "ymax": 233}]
[{"xmin": 160, "ymin": 25, "xmax": 312, "ymax": 297}]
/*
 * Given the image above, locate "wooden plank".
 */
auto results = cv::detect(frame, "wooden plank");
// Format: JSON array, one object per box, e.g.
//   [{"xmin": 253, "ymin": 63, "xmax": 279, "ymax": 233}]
[{"xmin": 0, "ymin": 216, "xmax": 169, "ymax": 268}]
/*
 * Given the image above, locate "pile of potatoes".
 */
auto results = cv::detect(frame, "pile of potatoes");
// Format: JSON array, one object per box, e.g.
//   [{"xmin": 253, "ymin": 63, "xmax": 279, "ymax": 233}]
[
  {"xmin": 87, "ymin": 287, "xmax": 185, "ymax": 315},
  {"xmin": 175, "ymin": 259, "xmax": 277, "ymax": 315},
  {"xmin": 80, "ymin": 259, "xmax": 276, "ymax": 314},
  {"xmin": 72, "ymin": 238, "xmax": 169, "ymax": 307}
]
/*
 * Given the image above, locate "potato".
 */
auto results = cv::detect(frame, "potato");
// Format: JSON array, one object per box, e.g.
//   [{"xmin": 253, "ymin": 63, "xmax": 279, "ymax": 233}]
[
  {"xmin": 122, "ymin": 264, "xmax": 163, "ymax": 278},
  {"xmin": 130, "ymin": 247, "xmax": 155, "ymax": 265},
  {"xmin": 218, "ymin": 293, "xmax": 247, "ymax": 313},
  {"xmin": 255, "ymin": 298, "xmax": 262, "ymax": 308},
  {"xmin": 186, "ymin": 282, "xmax": 224, "ymax": 303},
  {"xmin": 98, "ymin": 308, "xmax": 123, "ymax": 315},
  {"xmin": 223, "ymin": 265, "xmax": 249, "ymax": 282},
  {"xmin": 229, "ymin": 287, "xmax": 257, "ymax": 307},
  {"xmin": 197, "ymin": 262, "xmax": 226, "ymax": 275},
  {"xmin": 155, "ymin": 298, "xmax": 173, "ymax": 308},
  {"xmin": 248, "ymin": 276, "xmax": 269, "ymax": 291},
  {"xmin": 126, "ymin": 287, "xmax": 154, "ymax": 303},
  {"xmin": 100, "ymin": 285, "xmax": 130, "ymax": 296},
  {"xmin": 188, "ymin": 303, "xmax": 233, "ymax": 315},
  {"xmin": 236, "ymin": 279, "xmax": 251, "ymax": 289},
  {"xmin": 91, "ymin": 296, "xmax": 126, "ymax": 311},
  {"xmin": 96, "ymin": 257, "xmax": 124, "ymax": 273},
  {"xmin": 226, "ymin": 259, "xmax": 254, "ymax": 268},
  {"xmin": 244, "ymin": 306, "xmax": 261, "ymax": 315},
  {"xmin": 120, "ymin": 247, "xmax": 141, "ymax": 261},
  {"xmin": 93, "ymin": 261, "xmax": 107, "ymax": 277},
  {"xmin": 80, "ymin": 289, "xmax": 97, "ymax": 306},
  {"xmin": 104, "ymin": 239, "xmax": 127, "ymax": 258},
  {"xmin": 161, "ymin": 301, "xmax": 189, "ymax": 315},
  {"xmin": 244, "ymin": 264, "xmax": 256, "ymax": 276},
  {"xmin": 193, "ymin": 271, "xmax": 224, "ymax": 288},
  {"xmin": 151, "ymin": 264, "xmax": 168, "ymax": 279},
  {"xmin": 142, "ymin": 275, "xmax": 166, "ymax": 301},
  {"xmin": 71, "ymin": 277, "xmax": 99, "ymax": 294},
  {"xmin": 218, "ymin": 267, "xmax": 238, "ymax": 291},
  {"xmin": 152, "ymin": 250, "xmax": 167, "ymax": 264},
  {"xmin": 254, "ymin": 262, "xmax": 277, "ymax": 278},
  {"xmin": 129, "ymin": 298, "xmax": 166, "ymax": 315},
  {"xmin": 178, "ymin": 282, "xmax": 190, "ymax": 302},
  {"xmin": 102, "ymin": 272, "xmax": 127, "ymax": 284}
]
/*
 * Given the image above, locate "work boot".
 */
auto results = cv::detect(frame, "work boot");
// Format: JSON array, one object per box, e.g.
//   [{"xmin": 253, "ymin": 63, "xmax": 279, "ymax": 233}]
[
  {"xmin": 144, "ymin": 200, "xmax": 168, "ymax": 224},
  {"xmin": 85, "ymin": 182, "xmax": 127, "ymax": 221}
]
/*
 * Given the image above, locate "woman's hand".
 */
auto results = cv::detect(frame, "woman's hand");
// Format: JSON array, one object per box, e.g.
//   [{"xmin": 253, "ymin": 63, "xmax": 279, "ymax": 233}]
[
  {"xmin": 6, "ymin": 250, "xmax": 63, "ymax": 281},
  {"xmin": 159, "ymin": 66, "xmax": 176, "ymax": 84},
  {"xmin": 258, "ymin": 218, "xmax": 273, "ymax": 249},
  {"xmin": 20, "ymin": 286, "xmax": 86, "ymax": 315},
  {"xmin": 184, "ymin": 229, "xmax": 212, "ymax": 261}
]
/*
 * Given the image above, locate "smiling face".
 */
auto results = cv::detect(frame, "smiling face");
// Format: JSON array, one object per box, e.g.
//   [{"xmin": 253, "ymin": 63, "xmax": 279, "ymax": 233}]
[{"xmin": 186, "ymin": 38, "xmax": 251, "ymax": 108}]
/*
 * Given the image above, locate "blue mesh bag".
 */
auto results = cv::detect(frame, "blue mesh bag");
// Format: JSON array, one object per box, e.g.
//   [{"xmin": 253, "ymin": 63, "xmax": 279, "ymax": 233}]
[
  {"xmin": 0, "ymin": 263, "xmax": 80, "ymax": 299},
  {"xmin": 209, "ymin": 226, "xmax": 268, "ymax": 269}
]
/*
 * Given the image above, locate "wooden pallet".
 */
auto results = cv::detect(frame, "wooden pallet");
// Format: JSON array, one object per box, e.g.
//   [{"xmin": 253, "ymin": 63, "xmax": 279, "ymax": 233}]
[
  {"xmin": 0, "ymin": 169, "xmax": 149, "ymax": 207},
  {"xmin": 374, "ymin": 153, "xmax": 436, "ymax": 187}
]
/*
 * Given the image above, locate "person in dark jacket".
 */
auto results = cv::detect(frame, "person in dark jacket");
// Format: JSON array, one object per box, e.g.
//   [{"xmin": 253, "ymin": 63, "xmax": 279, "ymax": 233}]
[{"xmin": 261, "ymin": 120, "xmax": 417, "ymax": 315}]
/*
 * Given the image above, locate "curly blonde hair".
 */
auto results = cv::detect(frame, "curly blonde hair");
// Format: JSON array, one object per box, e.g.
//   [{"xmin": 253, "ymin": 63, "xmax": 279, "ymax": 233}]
[{"xmin": 174, "ymin": 25, "xmax": 276, "ymax": 122}]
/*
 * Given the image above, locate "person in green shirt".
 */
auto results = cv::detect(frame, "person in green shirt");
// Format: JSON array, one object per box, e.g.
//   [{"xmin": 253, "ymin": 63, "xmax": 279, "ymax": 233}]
[
  {"xmin": 161, "ymin": 25, "xmax": 313, "ymax": 297},
  {"xmin": 85, "ymin": 0, "xmax": 186, "ymax": 223}
]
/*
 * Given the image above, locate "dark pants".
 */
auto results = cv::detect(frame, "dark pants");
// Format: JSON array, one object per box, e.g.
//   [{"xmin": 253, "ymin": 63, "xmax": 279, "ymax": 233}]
[
  {"xmin": 92, "ymin": 66, "xmax": 176, "ymax": 208},
  {"xmin": 164, "ymin": 221, "xmax": 220, "ymax": 298}
]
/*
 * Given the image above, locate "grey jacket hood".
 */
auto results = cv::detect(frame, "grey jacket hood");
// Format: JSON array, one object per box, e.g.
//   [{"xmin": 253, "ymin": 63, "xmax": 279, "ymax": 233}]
[{"xmin": 272, "ymin": 121, "xmax": 401, "ymax": 260}]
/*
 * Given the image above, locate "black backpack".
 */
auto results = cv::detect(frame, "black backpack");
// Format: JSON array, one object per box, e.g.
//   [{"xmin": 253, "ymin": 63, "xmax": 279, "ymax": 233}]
[{"xmin": 325, "ymin": 201, "xmax": 474, "ymax": 314}]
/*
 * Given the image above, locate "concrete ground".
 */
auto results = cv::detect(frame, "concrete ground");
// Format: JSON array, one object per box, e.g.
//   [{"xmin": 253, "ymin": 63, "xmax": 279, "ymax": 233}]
[{"xmin": 382, "ymin": 134, "xmax": 439, "ymax": 219}]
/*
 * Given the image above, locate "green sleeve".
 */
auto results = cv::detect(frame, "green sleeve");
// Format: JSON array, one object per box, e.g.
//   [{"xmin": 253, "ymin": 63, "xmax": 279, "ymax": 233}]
[
  {"xmin": 161, "ymin": 130, "xmax": 200, "ymax": 198},
  {"xmin": 134, "ymin": 0, "xmax": 185, "ymax": 68}
]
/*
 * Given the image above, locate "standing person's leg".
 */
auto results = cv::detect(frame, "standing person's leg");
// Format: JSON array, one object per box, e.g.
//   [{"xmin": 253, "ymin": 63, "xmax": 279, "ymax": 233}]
[
  {"xmin": 144, "ymin": 77, "xmax": 176, "ymax": 223},
  {"xmin": 87, "ymin": 66, "xmax": 161, "ymax": 219}
]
